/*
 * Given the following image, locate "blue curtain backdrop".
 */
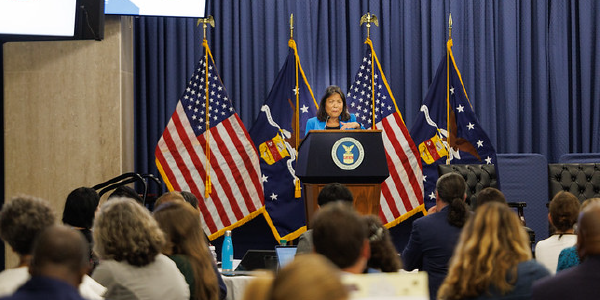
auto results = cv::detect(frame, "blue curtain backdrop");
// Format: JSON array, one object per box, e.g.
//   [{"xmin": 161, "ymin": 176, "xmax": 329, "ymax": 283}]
[{"xmin": 135, "ymin": 0, "xmax": 600, "ymax": 191}]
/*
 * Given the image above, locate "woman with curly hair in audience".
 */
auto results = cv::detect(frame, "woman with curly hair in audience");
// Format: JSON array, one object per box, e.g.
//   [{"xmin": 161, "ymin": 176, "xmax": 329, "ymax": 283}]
[
  {"xmin": 363, "ymin": 215, "xmax": 402, "ymax": 272},
  {"xmin": 438, "ymin": 202, "xmax": 549, "ymax": 300},
  {"xmin": 92, "ymin": 197, "xmax": 189, "ymax": 300},
  {"xmin": 153, "ymin": 200, "xmax": 219, "ymax": 300}
]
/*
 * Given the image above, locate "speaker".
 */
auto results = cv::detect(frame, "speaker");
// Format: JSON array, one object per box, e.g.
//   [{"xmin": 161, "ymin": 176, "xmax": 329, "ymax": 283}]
[{"xmin": 74, "ymin": 0, "xmax": 105, "ymax": 40}]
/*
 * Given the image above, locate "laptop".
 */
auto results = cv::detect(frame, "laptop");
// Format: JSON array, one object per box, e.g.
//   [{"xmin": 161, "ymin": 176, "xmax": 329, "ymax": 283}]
[
  {"xmin": 275, "ymin": 245, "xmax": 297, "ymax": 269},
  {"xmin": 233, "ymin": 250, "xmax": 277, "ymax": 272}
]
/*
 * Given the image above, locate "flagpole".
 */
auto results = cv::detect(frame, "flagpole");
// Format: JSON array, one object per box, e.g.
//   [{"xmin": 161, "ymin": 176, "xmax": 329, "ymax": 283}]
[
  {"xmin": 360, "ymin": 12, "xmax": 379, "ymax": 129},
  {"xmin": 290, "ymin": 14, "xmax": 302, "ymax": 198},
  {"xmin": 445, "ymin": 14, "xmax": 452, "ymax": 165},
  {"xmin": 198, "ymin": 16, "xmax": 215, "ymax": 197}
]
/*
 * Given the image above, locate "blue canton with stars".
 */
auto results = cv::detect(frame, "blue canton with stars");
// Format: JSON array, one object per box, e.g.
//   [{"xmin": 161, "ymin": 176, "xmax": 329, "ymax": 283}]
[
  {"xmin": 346, "ymin": 50, "xmax": 395, "ymax": 127},
  {"xmin": 182, "ymin": 57, "xmax": 235, "ymax": 136},
  {"xmin": 410, "ymin": 48, "xmax": 497, "ymax": 209}
]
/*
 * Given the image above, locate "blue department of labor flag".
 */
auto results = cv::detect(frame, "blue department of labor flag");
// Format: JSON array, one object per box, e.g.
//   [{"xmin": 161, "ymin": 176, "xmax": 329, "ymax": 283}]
[
  {"xmin": 410, "ymin": 39, "xmax": 497, "ymax": 209},
  {"xmin": 347, "ymin": 38, "xmax": 425, "ymax": 226},
  {"xmin": 155, "ymin": 39, "xmax": 265, "ymax": 240},
  {"xmin": 249, "ymin": 39, "xmax": 318, "ymax": 241}
]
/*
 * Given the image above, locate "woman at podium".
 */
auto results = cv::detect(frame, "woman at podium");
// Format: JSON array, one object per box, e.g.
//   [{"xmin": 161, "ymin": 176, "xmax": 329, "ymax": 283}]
[{"xmin": 305, "ymin": 85, "xmax": 364, "ymax": 135}]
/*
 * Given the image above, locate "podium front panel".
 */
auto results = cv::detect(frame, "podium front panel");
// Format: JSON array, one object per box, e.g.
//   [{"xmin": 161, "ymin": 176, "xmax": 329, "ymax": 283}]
[{"xmin": 296, "ymin": 130, "xmax": 389, "ymax": 184}]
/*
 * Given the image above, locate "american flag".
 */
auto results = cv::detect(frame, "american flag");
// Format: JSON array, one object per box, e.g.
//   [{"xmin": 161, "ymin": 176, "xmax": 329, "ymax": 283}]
[
  {"xmin": 347, "ymin": 39, "xmax": 425, "ymax": 225},
  {"xmin": 155, "ymin": 41, "xmax": 264, "ymax": 239}
]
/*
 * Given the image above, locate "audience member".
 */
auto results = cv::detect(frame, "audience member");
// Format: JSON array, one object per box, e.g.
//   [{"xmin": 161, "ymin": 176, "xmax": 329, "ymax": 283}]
[
  {"xmin": 270, "ymin": 254, "xmax": 348, "ymax": 300},
  {"xmin": 438, "ymin": 202, "xmax": 549, "ymax": 300},
  {"xmin": 555, "ymin": 197, "xmax": 600, "ymax": 272},
  {"xmin": 241, "ymin": 273, "xmax": 273, "ymax": 300},
  {"xmin": 107, "ymin": 185, "xmax": 144, "ymax": 204},
  {"xmin": 363, "ymin": 215, "xmax": 402, "ymax": 272},
  {"xmin": 402, "ymin": 172, "xmax": 469, "ymax": 300},
  {"xmin": 312, "ymin": 202, "xmax": 369, "ymax": 274},
  {"xmin": 535, "ymin": 191, "xmax": 580, "ymax": 274},
  {"xmin": 152, "ymin": 192, "xmax": 228, "ymax": 300},
  {"xmin": 180, "ymin": 191, "xmax": 200, "ymax": 209},
  {"xmin": 0, "ymin": 195, "xmax": 105, "ymax": 299},
  {"xmin": 92, "ymin": 197, "xmax": 189, "ymax": 300},
  {"xmin": 0, "ymin": 225, "xmax": 91, "ymax": 300},
  {"xmin": 62, "ymin": 187, "xmax": 100, "ymax": 271},
  {"xmin": 154, "ymin": 191, "xmax": 185, "ymax": 208},
  {"xmin": 153, "ymin": 201, "xmax": 220, "ymax": 300},
  {"xmin": 296, "ymin": 183, "xmax": 354, "ymax": 255},
  {"xmin": 532, "ymin": 202, "xmax": 600, "ymax": 300},
  {"xmin": 476, "ymin": 187, "xmax": 507, "ymax": 206}
]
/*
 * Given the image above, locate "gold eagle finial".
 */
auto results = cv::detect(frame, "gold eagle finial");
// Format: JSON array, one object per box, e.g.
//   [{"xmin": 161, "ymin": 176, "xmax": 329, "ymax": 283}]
[
  {"xmin": 360, "ymin": 13, "xmax": 378, "ymax": 39},
  {"xmin": 197, "ymin": 16, "xmax": 215, "ymax": 41}
]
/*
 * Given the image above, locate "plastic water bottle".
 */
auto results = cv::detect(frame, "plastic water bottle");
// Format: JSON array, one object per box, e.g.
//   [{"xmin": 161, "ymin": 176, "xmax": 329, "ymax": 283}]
[
  {"xmin": 221, "ymin": 230, "xmax": 234, "ymax": 271},
  {"xmin": 208, "ymin": 245, "xmax": 217, "ymax": 264}
]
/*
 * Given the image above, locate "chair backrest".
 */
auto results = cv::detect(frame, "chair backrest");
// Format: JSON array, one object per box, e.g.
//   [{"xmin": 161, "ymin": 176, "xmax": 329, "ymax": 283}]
[
  {"xmin": 548, "ymin": 163, "xmax": 600, "ymax": 203},
  {"xmin": 437, "ymin": 164, "xmax": 497, "ymax": 210}
]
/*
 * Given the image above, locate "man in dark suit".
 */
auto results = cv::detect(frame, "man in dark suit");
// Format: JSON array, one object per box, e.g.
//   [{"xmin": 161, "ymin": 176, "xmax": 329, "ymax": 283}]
[
  {"xmin": 532, "ymin": 202, "xmax": 600, "ymax": 300},
  {"xmin": 401, "ymin": 173, "xmax": 469, "ymax": 300}
]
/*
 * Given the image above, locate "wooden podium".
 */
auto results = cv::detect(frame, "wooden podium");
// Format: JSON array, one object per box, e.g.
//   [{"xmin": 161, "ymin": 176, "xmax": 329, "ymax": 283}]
[{"xmin": 296, "ymin": 130, "xmax": 389, "ymax": 226}]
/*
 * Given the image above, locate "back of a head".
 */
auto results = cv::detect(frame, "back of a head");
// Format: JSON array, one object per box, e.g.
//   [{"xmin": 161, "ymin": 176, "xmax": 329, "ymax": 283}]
[
  {"xmin": 153, "ymin": 200, "xmax": 218, "ymax": 300},
  {"xmin": 153, "ymin": 191, "xmax": 185, "ymax": 209},
  {"xmin": 317, "ymin": 183, "xmax": 354, "ymax": 207},
  {"xmin": 312, "ymin": 202, "xmax": 367, "ymax": 269},
  {"xmin": 476, "ymin": 187, "xmax": 506, "ymax": 207},
  {"xmin": 270, "ymin": 254, "xmax": 348, "ymax": 300},
  {"xmin": 576, "ymin": 202, "xmax": 600, "ymax": 257},
  {"xmin": 0, "ymin": 195, "xmax": 55, "ymax": 256},
  {"xmin": 62, "ymin": 187, "xmax": 100, "ymax": 229},
  {"xmin": 180, "ymin": 191, "xmax": 199, "ymax": 209},
  {"xmin": 363, "ymin": 215, "xmax": 402, "ymax": 272},
  {"xmin": 93, "ymin": 197, "xmax": 165, "ymax": 266},
  {"xmin": 29, "ymin": 225, "xmax": 89, "ymax": 284},
  {"xmin": 436, "ymin": 173, "xmax": 469, "ymax": 227},
  {"xmin": 439, "ymin": 202, "xmax": 531, "ymax": 300},
  {"xmin": 549, "ymin": 191, "xmax": 580, "ymax": 232},
  {"xmin": 108, "ymin": 185, "xmax": 144, "ymax": 204}
]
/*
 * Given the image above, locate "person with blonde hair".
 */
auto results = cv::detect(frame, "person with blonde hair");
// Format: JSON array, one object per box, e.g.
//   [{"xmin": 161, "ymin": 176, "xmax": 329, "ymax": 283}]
[
  {"xmin": 535, "ymin": 191, "xmax": 580, "ymax": 274},
  {"xmin": 438, "ymin": 202, "xmax": 549, "ymax": 300},
  {"xmin": 92, "ymin": 197, "xmax": 189, "ymax": 300},
  {"xmin": 153, "ymin": 201, "xmax": 220, "ymax": 300},
  {"xmin": 270, "ymin": 254, "xmax": 348, "ymax": 300}
]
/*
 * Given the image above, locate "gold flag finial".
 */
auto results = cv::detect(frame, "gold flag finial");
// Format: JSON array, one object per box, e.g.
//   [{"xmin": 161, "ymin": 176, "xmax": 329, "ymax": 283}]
[
  {"xmin": 197, "ymin": 16, "xmax": 215, "ymax": 41},
  {"xmin": 448, "ymin": 13, "xmax": 453, "ymax": 39},
  {"xmin": 360, "ymin": 12, "xmax": 379, "ymax": 39},
  {"xmin": 290, "ymin": 14, "xmax": 294, "ymax": 40}
]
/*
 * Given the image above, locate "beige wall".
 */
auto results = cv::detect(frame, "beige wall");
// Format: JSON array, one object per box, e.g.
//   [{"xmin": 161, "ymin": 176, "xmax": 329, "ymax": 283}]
[{"xmin": 2, "ymin": 16, "xmax": 134, "ymax": 268}]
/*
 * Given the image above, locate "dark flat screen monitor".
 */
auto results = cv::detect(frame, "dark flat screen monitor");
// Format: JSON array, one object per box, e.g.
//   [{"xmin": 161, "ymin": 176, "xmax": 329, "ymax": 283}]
[{"xmin": 104, "ymin": 0, "xmax": 205, "ymax": 18}]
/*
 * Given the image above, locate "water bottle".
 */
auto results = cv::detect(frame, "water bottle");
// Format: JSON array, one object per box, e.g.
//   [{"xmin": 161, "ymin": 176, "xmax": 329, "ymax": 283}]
[
  {"xmin": 208, "ymin": 245, "xmax": 217, "ymax": 264},
  {"xmin": 221, "ymin": 230, "xmax": 234, "ymax": 271}
]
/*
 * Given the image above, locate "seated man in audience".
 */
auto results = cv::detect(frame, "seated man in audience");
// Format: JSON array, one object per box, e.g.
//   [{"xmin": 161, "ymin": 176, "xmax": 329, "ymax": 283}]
[
  {"xmin": 296, "ymin": 183, "xmax": 354, "ymax": 255},
  {"xmin": 532, "ymin": 202, "xmax": 600, "ymax": 300},
  {"xmin": 0, "ymin": 195, "xmax": 104, "ymax": 299},
  {"xmin": 311, "ymin": 202, "xmax": 370, "ymax": 274},
  {"xmin": 402, "ymin": 173, "xmax": 469, "ymax": 300},
  {"xmin": 0, "ymin": 225, "xmax": 91, "ymax": 300}
]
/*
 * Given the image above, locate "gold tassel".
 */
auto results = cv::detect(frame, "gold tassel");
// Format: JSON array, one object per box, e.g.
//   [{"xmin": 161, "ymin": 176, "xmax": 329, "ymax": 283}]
[
  {"xmin": 205, "ymin": 176, "xmax": 211, "ymax": 198},
  {"xmin": 294, "ymin": 179, "xmax": 301, "ymax": 198}
]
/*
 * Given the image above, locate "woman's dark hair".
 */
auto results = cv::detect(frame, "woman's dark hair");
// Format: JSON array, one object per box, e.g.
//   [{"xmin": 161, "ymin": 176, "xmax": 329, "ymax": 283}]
[
  {"xmin": 62, "ymin": 187, "xmax": 100, "ymax": 229},
  {"xmin": 316, "ymin": 85, "xmax": 351, "ymax": 122},
  {"xmin": 108, "ymin": 185, "xmax": 144, "ymax": 204},
  {"xmin": 317, "ymin": 183, "xmax": 354, "ymax": 206},
  {"xmin": 549, "ymin": 191, "xmax": 580, "ymax": 233},
  {"xmin": 436, "ymin": 173, "xmax": 469, "ymax": 228}
]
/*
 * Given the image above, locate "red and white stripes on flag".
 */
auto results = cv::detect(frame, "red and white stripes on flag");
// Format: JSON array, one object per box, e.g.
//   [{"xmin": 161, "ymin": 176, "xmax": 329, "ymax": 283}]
[
  {"xmin": 155, "ymin": 41, "xmax": 264, "ymax": 239},
  {"xmin": 347, "ymin": 38, "xmax": 425, "ymax": 226}
]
